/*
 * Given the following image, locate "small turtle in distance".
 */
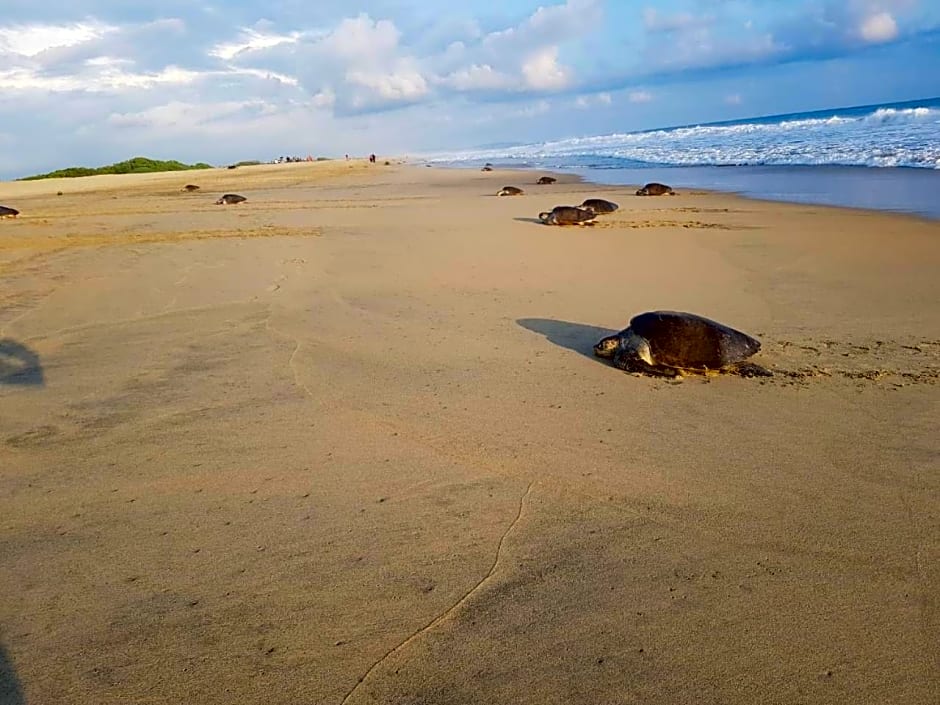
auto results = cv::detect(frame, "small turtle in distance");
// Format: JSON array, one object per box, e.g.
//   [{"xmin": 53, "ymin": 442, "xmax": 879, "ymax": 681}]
[
  {"xmin": 0, "ymin": 205, "xmax": 20, "ymax": 219},
  {"xmin": 497, "ymin": 186, "xmax": 524, "ymax": 196},
  {"xmin": 183, "ymin": 184, "xmax": 200, "ymax": 192},
  {"xmin": 216, "ymin": 194, "xmax": 247, "ymax": 205},
  {"xmin": 537, "ymin": 176, "xmax": 557, "ymax": 185},
  {"xmin": 636, "ymin": 182, "xmax": 676, "ymax": 196}
]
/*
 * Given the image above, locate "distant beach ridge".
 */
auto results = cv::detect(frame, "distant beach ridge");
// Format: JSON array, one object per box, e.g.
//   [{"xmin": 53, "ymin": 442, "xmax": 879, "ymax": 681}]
[{"xmin": 425, "ymin": 97, "xmax": 940, "ymax": 219}]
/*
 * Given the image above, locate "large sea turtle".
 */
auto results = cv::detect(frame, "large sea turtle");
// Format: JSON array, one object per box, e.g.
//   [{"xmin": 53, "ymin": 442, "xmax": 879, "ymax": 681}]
[
  {"xmin": 537, "ymin": 176, "xmax": 557, "ymax": 185},
  {"xmin": 593, "ymin": 311, "xmax": 770, "ymax": 377},
  {"xmin": 216, "ymin": 194, "xmax": 247, "ymax": 205},
  {"xmin": 538, "ymin": 206, "xmax": 597, "ymax": 226},
  {"xmin": 497, "ymin": 186, "xmax": 524, "ymax": 196},
  {"xmin": 636, "ymin": 182, "xmax": 675, "ymax": 196},
  {"xmin": 0, "ymin": 205, "xmax": 20, "ymax": 218},
  {"xmin": 182, "ymin": 184, "xmax": 200, "ymax": 192},
  {"xmin": 580, "ymin": 198, "xmax": 618, "ymax": 214}
]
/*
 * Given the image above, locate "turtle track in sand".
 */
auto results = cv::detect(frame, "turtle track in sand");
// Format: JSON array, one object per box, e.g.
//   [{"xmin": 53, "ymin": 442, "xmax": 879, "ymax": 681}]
[
  {"xmin": 639, "ymin": 337, "xmax": 940, "ymax": 387},
  {"xmin": 758, "ymin": 337, "xmax": 940, "ymax": 388},
  {"xmin": 592, "ymin": 219, "xmax": 752, "ymax": 231}
]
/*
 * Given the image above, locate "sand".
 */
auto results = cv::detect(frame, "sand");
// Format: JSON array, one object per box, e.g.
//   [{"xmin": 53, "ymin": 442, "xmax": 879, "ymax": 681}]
[{"xmin": 1, "ymin": 161, "xmax": 938, "ymax": 705}]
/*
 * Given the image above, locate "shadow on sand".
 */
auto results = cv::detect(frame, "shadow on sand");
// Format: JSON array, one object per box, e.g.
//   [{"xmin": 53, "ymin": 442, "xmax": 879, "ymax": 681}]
[
  {"xmin": 513, "ymin": 217, "xmax": 545, "ymax": 225},
  {"xmin": 517, "ymin": 318, "xmax": 617, "ymax": 362},
  {"xmin": 0, "ymin": 644, "xmax": 25, "ymax": 705},
  {"xmin": 0, "ymin": 339, "xmax": 44, "ymax": 386}
]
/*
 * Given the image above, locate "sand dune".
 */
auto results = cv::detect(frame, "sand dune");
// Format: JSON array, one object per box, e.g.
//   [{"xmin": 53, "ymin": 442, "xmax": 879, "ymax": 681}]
[{"xmin": 1, "ymin": 162, "xmax": 938, "ymax": 704}]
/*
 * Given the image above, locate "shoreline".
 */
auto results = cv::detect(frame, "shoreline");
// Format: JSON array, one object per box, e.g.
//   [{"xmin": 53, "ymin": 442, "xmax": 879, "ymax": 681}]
[
  {"xmin": 424, "ymin": 160, "xmax": 940, "ymax": 221},
  {"xmin": 2, "ymin": 161, "xmax": 938, "ymax": 705}
]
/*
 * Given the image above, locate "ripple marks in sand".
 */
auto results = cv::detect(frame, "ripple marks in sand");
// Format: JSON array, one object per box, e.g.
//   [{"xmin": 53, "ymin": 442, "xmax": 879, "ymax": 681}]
[{"xmin": 340, "ymin": 481, "xmax": 535, "ymax": 705}]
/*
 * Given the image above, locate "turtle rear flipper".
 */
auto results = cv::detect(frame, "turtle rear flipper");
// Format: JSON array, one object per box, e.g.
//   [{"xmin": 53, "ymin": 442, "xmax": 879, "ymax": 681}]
[{"xmin": 732, "ymin": 362, "xmax": 773, "ymax": 378}]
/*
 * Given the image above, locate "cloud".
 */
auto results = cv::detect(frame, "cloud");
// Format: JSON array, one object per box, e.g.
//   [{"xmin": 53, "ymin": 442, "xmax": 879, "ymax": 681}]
[
  {"xmin": 521, "ymin": 46, "xmax": 570, "ymax": 90},
  {"xmin": 0, "ymin": 20, "xmax": 115, "ymax": 57},
  {"xmin": 209, "ymin": 28, "xmax": 301, "ymax": 61},
  {"xmin": 859, "ymin": 11, "xmax": 898, "ymax": 43},
  {"xmin": 628, "ymin": 90, "xmax": 653, "ymax": 103},
  {"xmin": 725, "ymin": 93, "xmax": 742, "ymax": 105},
  {"xmin": 441, "ymin": 64, "xmax": 516, "ymax": 91},
  {"xmin": 574, "ymin": 91, "xmax": 612, "ymax": 109}
]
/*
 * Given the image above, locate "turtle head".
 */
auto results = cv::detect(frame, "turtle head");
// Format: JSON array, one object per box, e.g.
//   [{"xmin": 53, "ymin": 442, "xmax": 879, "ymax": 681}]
[
  {"xmin": 593, "ymin": 334, "xmax": 621, "ymax": 358},
  {"xmin": 538, "ymin": 211, "xmax": 553, "ymax": 224},
  {"xmin": 635, "ymin": 188, "xmax": 646, "ymax": 196},
  {"xmin": 594, "ymin": 329, "xmax": 654, "ymax": 367}
]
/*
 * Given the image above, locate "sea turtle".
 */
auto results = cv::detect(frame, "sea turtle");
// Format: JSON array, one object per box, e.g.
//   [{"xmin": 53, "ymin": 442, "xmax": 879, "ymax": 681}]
[
  {"xmin": 635, "ymin": 182, "xmax": 676, "ymax": 196},
  {"xmin": 538, "ymin": 206, "xmax": 597, "ymax": 226},
  {"xmin": 481, "ymin": 166, "xmax": 494, "ymax": 172},
  {"xmin": 216, "ymin": 194, "xmax": 247, "ymax": 205},
  {"xmin": 183, "ymin": 184, "xmax": 200, "ymax": 192},
  {"xmin": 580, "ymin": 198, "xmax": 618, "ymax": 214},
  {"xmin": 0, "ymin": 205, "xmax": 20, "ymax": 218},
  {"xmin": 537, "ymin": 176, "xmax": 557, "ymax": 185},
  {"xmin": 497, "ymin": 186, "xmax": 524, "ymax": 196},
  {"xmin": 593, "ymin": 311, "xmax": 770, "ymax": 377}
]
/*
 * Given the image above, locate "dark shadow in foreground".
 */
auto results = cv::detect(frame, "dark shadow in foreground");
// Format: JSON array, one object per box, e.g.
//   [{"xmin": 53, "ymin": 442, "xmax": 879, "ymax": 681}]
[
  {"xmin": 0, "ymin": 644, "xmax": 26, "ymax": 705},
  {"xmin": 0, "ymin": 339, "xmax": 44, "ymax": 386},
  {"xmin": 516, "ymin": 318, "xmax": 617, "ymax": 362},
  {"xmin": 512, "ymin": 217, "xmax": 545, "ymax": 225}
]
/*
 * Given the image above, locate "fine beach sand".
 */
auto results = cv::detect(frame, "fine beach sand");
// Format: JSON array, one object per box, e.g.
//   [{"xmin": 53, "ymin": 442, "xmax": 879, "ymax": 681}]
[{"xmin": 1, "ymin": 161, "xmax": 938, "ymax": 704}]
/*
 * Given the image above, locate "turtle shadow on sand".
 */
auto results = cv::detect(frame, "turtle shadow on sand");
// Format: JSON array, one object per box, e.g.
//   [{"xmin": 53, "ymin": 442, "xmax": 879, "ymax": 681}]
[
  {"xmin": 513, "ymin": 217, "xmax": 546, "ymax": 225},
  {"xmin": 0, "ymin": 643, "xmax": 26, "ymax": 705},
  {"xmin": 0, "ymin": 339, "xmax": 44, "ymax": 386},
  {"xmin": 517, "ymin": 318, "xmax": 616, "ymax": 362}
]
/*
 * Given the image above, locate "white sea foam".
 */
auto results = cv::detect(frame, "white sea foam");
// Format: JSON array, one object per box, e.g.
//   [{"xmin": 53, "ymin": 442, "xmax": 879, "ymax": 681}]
[{"xmin": 429, "ymin": 104, "xmax": 940, "ymax": 170}]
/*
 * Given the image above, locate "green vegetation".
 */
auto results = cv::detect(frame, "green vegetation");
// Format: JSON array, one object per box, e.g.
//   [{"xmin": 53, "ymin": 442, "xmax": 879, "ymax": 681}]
[
  {"xmin": 232, "ymin": 160, "xmax": 262, "ymax": 167},
  {"xmin": 18, "ymin": 157, "xmax": 214, "ymax": 181}
]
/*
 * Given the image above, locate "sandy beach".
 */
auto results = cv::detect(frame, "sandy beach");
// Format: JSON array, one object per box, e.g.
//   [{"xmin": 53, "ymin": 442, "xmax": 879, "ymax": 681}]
[{"xmin": 1, "ymin": 161, "xmax": 938, "ymax": 704}]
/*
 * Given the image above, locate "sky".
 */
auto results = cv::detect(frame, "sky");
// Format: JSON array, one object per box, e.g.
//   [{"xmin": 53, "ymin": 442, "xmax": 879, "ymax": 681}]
[{"xmin": 1, "ymin": 0, "xmax": 939, "ymax": 178}]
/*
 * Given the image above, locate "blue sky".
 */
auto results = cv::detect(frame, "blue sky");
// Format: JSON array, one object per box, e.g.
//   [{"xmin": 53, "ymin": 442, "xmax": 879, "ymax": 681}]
[{"xmin": 1, "ymin": 0, "xmax": 939, "ymax": 177}]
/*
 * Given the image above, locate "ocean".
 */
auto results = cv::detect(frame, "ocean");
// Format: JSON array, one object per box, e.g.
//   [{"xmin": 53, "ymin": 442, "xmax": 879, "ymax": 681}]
[{"xmin": 425, "ymin": 97, "xmax": 940, "ymax": 220}]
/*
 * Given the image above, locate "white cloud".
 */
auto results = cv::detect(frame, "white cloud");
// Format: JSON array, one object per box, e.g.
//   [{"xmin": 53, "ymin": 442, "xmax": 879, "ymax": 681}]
[
  {"xmin": 859, "ymin": 12, "xmax": 898, "ymax": 43},
  {"xmin": 0, "ymin": 20, "xmax": 116, "ymax": 57},
  {"xmin": 574, "ymin": 92, "xmax": 612, "ymax": 109},
  {"xmin": 209, "ymin": 29, "xmax": 301, "ymax": 61},
  {"xmin": 319, "ymin": 14, "xmax": 401, "ymax": 62},
  {"xmin": 725, "ymin": 93, "xmax": 742, "ymax": 105},
  {"xmin": 107, "ymin": 100, "xmax": 267, "ymax": 129},
  {"xmin": 522, "ymin": 46, "xmax": 570, "ymax": 91},
  {"xmin": 346, "ymin": 64, "xmax": 429, "ymax": 103},
  {"xmin": 441, "ymin": 64, "xmax": 516, "ymax": 91},
  {"xmin": 0, "ymin": 61, "xmax": 298, "ymax": 94},
  {"xmin": 629, "ymin": 90, "xmax": 653, "ymax": 103}
]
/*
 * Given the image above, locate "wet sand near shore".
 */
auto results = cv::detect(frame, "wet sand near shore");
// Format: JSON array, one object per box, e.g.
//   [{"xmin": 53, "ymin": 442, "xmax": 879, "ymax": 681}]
[{"xmin": 1, "ymin": 161, "xmax": 938, "ymax": 704}]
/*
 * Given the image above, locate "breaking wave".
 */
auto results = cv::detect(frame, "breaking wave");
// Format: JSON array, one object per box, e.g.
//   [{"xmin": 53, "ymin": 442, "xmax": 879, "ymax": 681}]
[{"xmin": 429, "ymin": 101, "xmax": 940, "ymax": 170}]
